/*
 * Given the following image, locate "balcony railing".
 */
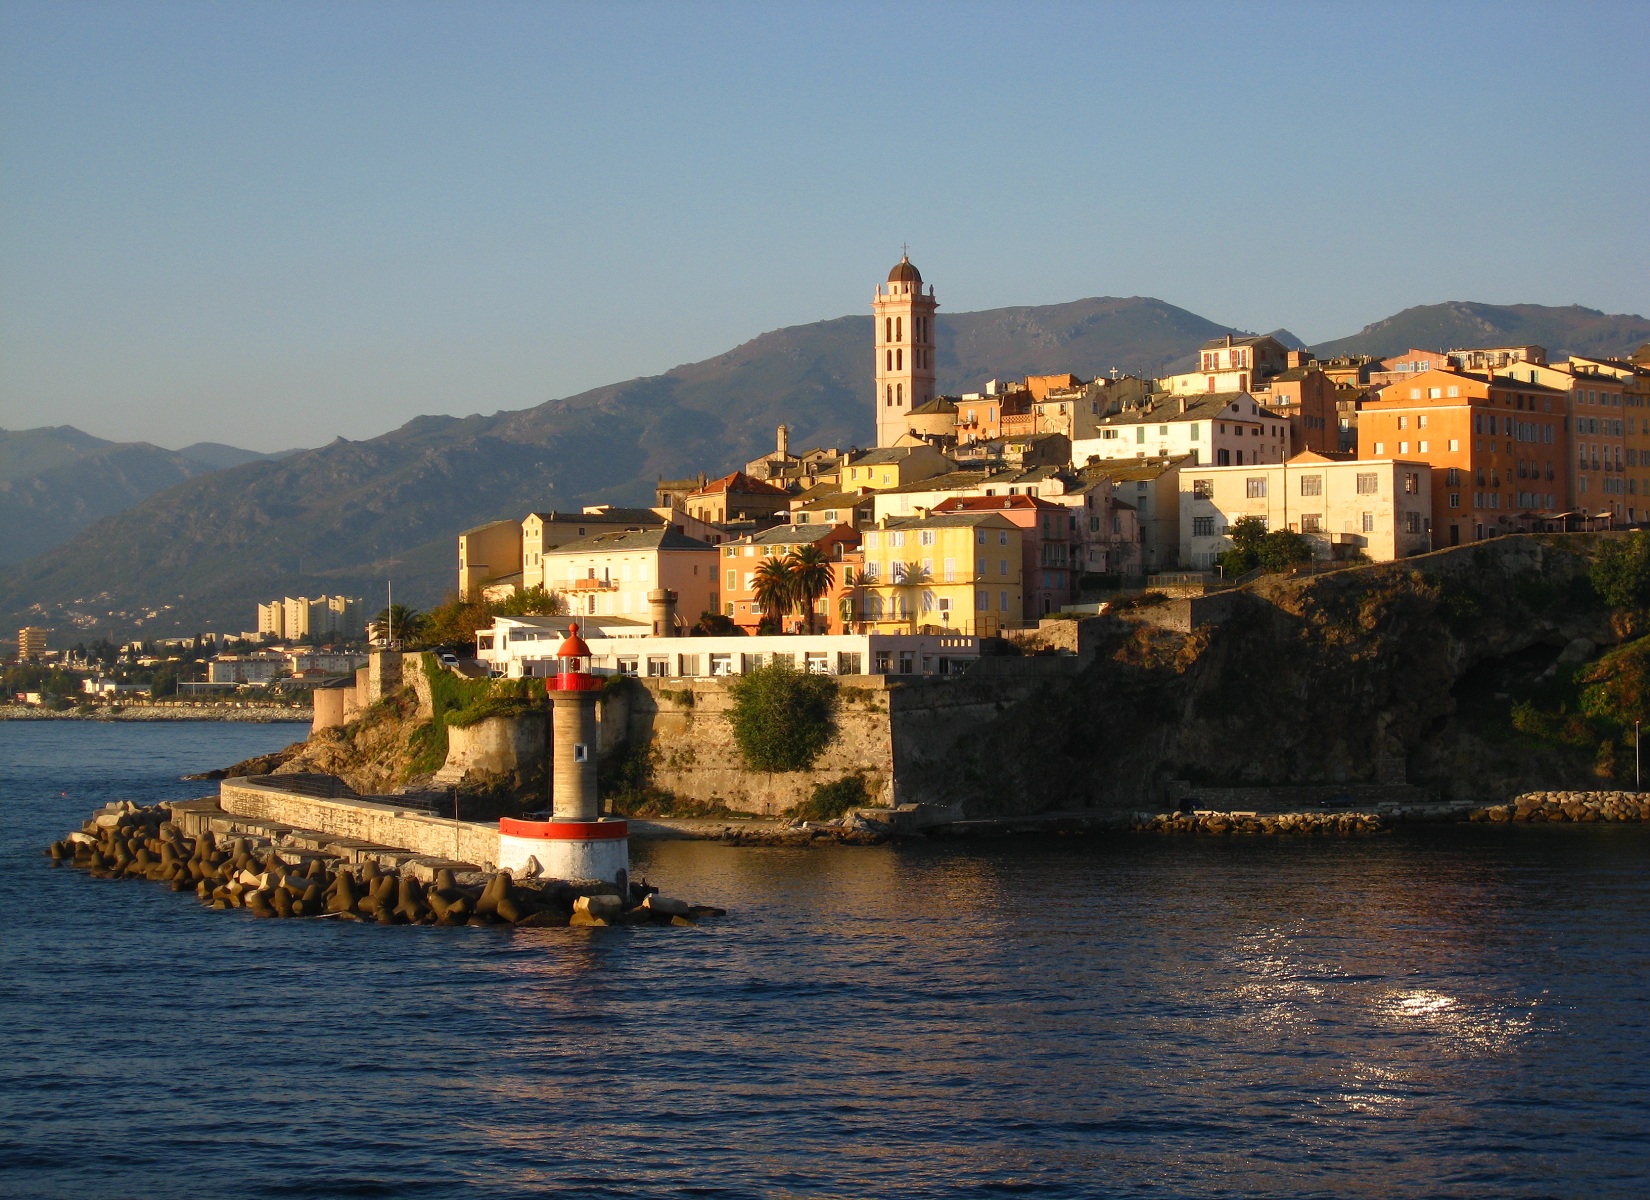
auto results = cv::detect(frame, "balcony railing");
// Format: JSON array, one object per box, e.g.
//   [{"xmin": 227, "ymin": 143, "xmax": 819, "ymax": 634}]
[{"xmin": 567, "ymin": 578, "xmax": 619, "ymax": 591}]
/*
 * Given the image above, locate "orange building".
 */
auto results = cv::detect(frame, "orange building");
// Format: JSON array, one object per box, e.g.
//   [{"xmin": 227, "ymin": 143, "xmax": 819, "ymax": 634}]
[
  {"xmin": 1361, "ymin": 369, "xmax": 1568, "ymax": 545},
  {"xmin": 719, "ymin": 523, "xmax": 861, "ymax": 633},
  {"xmin": 1255, "ymin": 366, "xmax": 1341, "ymax": 456}
]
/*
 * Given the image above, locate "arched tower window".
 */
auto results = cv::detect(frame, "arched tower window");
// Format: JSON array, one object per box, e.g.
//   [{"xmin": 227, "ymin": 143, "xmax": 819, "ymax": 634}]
[
  {"xmin": 885, "ymin": 318, "xmax": 892, "ymax": 343},
  {"xmin": 897, "ymin": 384, "xmax": 904, "ymax": 405},
  {"xmin": 897, "ymin": 349, "xmax": 903, "ymax": 371},
  {"xmin": 896, "ymin": 317, "xmax": 903, "ymax": 343}
]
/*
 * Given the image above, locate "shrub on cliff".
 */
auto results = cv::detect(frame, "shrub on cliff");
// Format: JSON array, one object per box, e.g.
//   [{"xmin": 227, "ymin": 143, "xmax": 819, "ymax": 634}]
[
  {"xmin": 1218, "ymin": 516, "xmax": 1313, "ymax": 577},
  {"xmin": 792, "ymin": 774, "xmax": 870, "ymax": 821},
  {"xmin": 727, "ymin": 663, "xmax": 837, "ymax": 773},
  {"xmin": 1589, "ymin": 533, "xmax": 1650, "ymax": 611}
]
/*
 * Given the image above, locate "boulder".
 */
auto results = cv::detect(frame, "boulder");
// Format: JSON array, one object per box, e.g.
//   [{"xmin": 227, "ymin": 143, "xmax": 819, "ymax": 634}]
[{"xmin": 574, "ymin": 894, "xmax": 623, "ymax": 921}]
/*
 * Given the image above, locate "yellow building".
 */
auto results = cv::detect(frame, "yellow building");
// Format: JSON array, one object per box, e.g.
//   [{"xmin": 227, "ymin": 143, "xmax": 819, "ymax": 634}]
[
  {"xmin": 851, "ymin": 512, "xmax": 1022, "ymax": 634},
  {"xmin": 457, "ymin": 519, "xmax": 524, "ymax": 597},
  {"xmin": 521, "ymin": 509, "xmax": 667, "ymax": 589},
  {"xmin": 542, "ymin": 528, "xmax": 719, "ymax": 626},
  {"xmin": 840, "ymin": 444, "xmax": 955, "ymax": 491}
]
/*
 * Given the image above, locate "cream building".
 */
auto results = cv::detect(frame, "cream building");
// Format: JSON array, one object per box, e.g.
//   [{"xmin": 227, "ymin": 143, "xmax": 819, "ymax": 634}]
[
  {"xmin": 542, "ymin": 528, "xmax": 719, "ymax": 627},
  {"xmin": 458, "ymin": 519, "xmax": 524, "ymax": 596},
  {"xmin": 1179, "ymin": 452, "xmax": 1434, "ymax": 569},
  {"xmin": 1161, "ymin": 335, "xmax": 1294, "ymax": 395},
  {"xmin": 1073, "ymin": 392, "xmax": 1288, "ymax": 470},
  {"xmin": 874, "ymin": 254, "xmax": 940, "ymax": 447}
]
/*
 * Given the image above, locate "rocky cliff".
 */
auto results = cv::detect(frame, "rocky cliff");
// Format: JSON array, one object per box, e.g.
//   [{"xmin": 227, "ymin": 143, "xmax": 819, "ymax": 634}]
[{"xmin": 901, "ymin": 535, "xmax": 1639, "ymax": 814}]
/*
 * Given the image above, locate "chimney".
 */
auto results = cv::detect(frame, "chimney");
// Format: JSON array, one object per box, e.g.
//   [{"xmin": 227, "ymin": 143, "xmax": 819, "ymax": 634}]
[
  {"xmin": 777, "ymin": 423, "xmax": 790, "ymax": 459},
  {"xmin": 1179, "ymin": 396, "xmax": 1189, "ymax": 414},
  {"xmin": 1225, "ymin": 334, "xmax": 1233, "ymax": 348},
  {"xmin": 647, "ymin": 588, "xmax": 678, "ymax": 637}
]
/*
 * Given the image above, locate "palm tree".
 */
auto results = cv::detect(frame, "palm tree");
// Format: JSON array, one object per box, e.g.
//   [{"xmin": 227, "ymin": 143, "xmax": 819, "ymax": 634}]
[
  {"xmin": 369, "ymin": 604, "xmax": 424, "ymax": 647},
  {"xmin": 894, "ymin": 561, "xmax": 931, "ymax": 630},
  {"xmin": 751, "ymin": 556, "xmax": 794, "ymax": 633},
  {"xmin": 786, "ymin": 544, "xmax": 835, "ymax": 634}
]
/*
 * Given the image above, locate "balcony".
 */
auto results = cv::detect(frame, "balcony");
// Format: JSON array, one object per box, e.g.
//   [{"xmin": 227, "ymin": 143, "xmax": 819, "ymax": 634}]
[{"xmin": 567, "ymin": 578, "xmax": 619, "ymax": 592}]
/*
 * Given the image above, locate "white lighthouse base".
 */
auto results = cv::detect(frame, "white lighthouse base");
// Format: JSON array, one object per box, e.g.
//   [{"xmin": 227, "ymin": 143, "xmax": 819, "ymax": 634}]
[{"xmin": 497, "ymin": 817, "xmax": 629, "ymax": 886}]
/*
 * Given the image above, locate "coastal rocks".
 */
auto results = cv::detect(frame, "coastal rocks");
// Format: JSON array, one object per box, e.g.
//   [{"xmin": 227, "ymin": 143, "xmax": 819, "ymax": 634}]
[
  {"xmin": 46, "ymin": 800, "xmax": 726, "ymax": 931},
  {"xmin": 1137, "ymin": 810, "xmax": 1386, "ymax": 836},
  {"xmin": 1473, "ymin": 791, "xmax": 1650, "ymax": 823}
]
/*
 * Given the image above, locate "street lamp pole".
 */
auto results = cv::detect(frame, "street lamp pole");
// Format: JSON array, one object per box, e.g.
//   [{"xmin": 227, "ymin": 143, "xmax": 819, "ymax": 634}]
[{"xmin": 1636, "ymin": 720, "xmax": 1641, "ymax": 791}]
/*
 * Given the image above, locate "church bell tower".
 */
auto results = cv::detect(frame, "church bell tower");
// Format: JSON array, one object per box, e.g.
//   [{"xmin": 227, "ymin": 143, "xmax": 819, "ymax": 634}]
[{"xmin": 873, "ymin": 253, "xmax": 939, "ymax": 448}]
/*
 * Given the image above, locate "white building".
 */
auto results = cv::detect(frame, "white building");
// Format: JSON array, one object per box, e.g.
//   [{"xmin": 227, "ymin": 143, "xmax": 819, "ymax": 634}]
[
  {"xmin": 477, "ymin": 614, "xmax": 982, "ymax": 680},
  {"xmin": 1073, "ymin": 392, "xmax": 1288, "ymax": 470}
]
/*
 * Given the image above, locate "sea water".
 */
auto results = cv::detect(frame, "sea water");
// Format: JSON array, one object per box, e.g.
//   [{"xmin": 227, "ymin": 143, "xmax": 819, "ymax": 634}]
[{"xmin": 3, "ymin": 721, "xmax": 1648, "ymax": 1198}]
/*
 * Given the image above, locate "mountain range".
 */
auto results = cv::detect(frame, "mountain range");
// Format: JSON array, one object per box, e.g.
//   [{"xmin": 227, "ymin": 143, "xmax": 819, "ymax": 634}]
[
  {"xmin": 2, "ymin": 297, "xmax": 1645, "ymax": 641},
  {"xmin": 0, "ymin": 428, "xmax": 298, "ymax": 566}
]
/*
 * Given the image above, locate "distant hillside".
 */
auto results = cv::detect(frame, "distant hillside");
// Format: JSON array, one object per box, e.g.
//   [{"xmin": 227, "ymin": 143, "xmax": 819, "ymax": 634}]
[
  {"xmin": 0, "ymin": 297, "xmax": 1248, "ymax": 635},
  {"xmin": 1311, "ymin": 302, "xmax": 1650, "ymax": 361},
  {"xmin": 0, "ymin": 427, "xmax": 292, "ymax": 566}
]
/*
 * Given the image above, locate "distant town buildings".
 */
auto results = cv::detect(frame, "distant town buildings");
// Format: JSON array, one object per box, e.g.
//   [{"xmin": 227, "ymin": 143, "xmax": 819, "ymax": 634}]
[
  {"xmin": 447, "ymin": 252, "xmax": 1650, "ymax": 661},
  {"xmin": 17, "ymin": 626, "xmax": 49, "ymax": 662},
  {"xmin": 255, "ymin": 595, "xmax": 363, "ymax": 641}
]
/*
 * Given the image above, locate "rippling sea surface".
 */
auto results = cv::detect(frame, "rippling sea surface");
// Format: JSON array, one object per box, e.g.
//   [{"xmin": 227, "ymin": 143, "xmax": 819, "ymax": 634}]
[{"xmin": 4, "ymin": 722, "xmax": 1650, "ymax": 1198}]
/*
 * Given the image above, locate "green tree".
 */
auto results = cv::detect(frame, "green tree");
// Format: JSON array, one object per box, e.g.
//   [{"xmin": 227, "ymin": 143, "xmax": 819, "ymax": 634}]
[
  {"xmin": 494, "ymin": 585, "xmax": 568, "ymax": 617},
  {"xmin": 1256, "ymin": 529, "xmax": 1314, "ymax": 572},
  {"xmin": 1590, "ymin": 533, "xmax": 1650, "ymax": 610},
  {"xmin": 1218, "ymin": 515, "xmax": 1268, "ymax": 576},
  {"xmin": 787, "ymin": 544, "xmax": 835, "ymax": 634},
  {"xmin": 695, "ymin": 611, "xmax": 741, "ymax": 636},
  {"xmin": 752, "ymin": 556, "xmax": 795, "ymax": 630},
  {"xmin": 726, "ymin": 662, "xmax": 837, "ymax": 772},
  {"xmin": 419, "ymin": 591, "xmax": 496, "ymax": 653}
]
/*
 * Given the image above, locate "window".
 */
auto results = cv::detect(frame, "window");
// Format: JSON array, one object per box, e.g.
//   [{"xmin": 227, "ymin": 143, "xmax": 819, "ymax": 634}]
[
  {"xmin": 1192, "ymin": 478, "xmax": 1213, "ymax": 499},
  {"xmin": 999, "ymin": 532, "xmax": 1008, "ymax": 545},
  {"xmin": 1418, "ymin": 441, "xmax": 1429, "ymax": 453},
  {"xmin": 1190, "ymin": 423, "xmax": 1201, "ymax": 441},
  {"xmin": 1404, "ymin": 473, "xmax": 1420, "ymax": 494},
  {"xmin": 1398, "ymin": 416, "xmax": 1408, "ymax": 430},
  {"xmin": 1418, "ymin": 414, "xmax": 1429, "ymax": 428},
  {"xmin": 726, "ymin": 569, "xmax": 737, "ymax": 592},
  {"xmin": 1136, "ymin": 427, "xmax": 1145, "ymax": 444},
  {"xmin": 1447, "ymin": 386, "xmax": 1460, "ymax": 398},
  {"xmin": 1000, "ymin": 591, "xmax": 1010, "ymax": 612},
  {"xmin": 1399, "ymin": 442, "xmax": 1409, "ymax": 454},
  {"xmin": 1245, "ymin": 478, "xmax": 1267, "ymax": 499},
  {"xmin": 1373, "ymin": 442, "xmax": 1384, "ymax": 455},
  {"xmin": 919, "ymin": 530, "xmax": 935, "ymax": 546},
  {"xmin": 1449, "ymin": 493, "xmax": 1460, "ymax": 508},
  {"xmin": 1301, "ymin": 514, "xmax": 1322, "ymax": 533},
  {"xmin": 1356, "ymin": 473, "xmax": 1379, "ymax": 494},
  {"xmin": 1300, "ymin": 475, "xmax": 1322, "ymax": 496},
  {"xmin": 1362, "ymin": 512, "xmax": 1374, "ymax": 533},
  {"xmin": 976, "ymin": 590, "xmax": 989, "ymax": 611},
  {"xmin": 999, "ymin": 559, "xmax": 1008, "ymax": 576},
  {"xmin": 1405, "ymin": 512, "xmax": 1422, "ymax": 534},
  {"xmin": 1449, "ymin": 439, "xmax": 1460, "ymax": 452},
  {"xmin": 1193, "ymin": 516, "xmax": 1215, "ymax": 537},
  {"xmin": 943, "ymin": 556, "xmax": 955, "ymax": 582}
]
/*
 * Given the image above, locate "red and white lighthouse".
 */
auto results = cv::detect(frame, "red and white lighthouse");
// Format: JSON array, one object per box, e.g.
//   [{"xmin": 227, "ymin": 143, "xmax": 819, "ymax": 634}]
[{"xmin": 497, "ymin": 623, "xmax": 630, "ymax": 886}]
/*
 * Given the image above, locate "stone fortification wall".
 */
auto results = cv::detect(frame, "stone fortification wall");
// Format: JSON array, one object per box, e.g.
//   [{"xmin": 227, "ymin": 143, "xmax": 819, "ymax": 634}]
[
  {"xmin": 626, "ymin": 676, "xmax": 897, "ymax": 814},
  {"xmin": 220, "ymin": 776, "xmax": 498, "ymax": 867},
  {"xmin": 625, "ymin": 669, "xmax": 1065, "ymax": 817}
]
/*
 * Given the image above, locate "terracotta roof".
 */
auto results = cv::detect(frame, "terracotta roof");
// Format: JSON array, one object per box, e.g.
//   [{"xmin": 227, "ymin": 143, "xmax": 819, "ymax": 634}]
[
  {"xmin": 932, "ymin": 495, "xmax": 1063, "ymax": 513},
  {"xmin": 688, "ymin": 471, "xmax": 790, "ymax": 498},
  {"xmin": 1095, "ymin": 392, "xmax": 1280, "ymax": 427}
]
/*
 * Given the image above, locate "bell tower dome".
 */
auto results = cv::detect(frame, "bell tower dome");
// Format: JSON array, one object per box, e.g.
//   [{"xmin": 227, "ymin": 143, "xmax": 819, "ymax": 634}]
[{"xmin": 873, "ymin": 252, "xmax": 939, "ymax": 448}]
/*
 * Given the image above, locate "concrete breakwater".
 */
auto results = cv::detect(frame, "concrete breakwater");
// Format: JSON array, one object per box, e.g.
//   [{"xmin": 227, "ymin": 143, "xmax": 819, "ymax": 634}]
[
  {"xmin": 1472, "ymin": 791, "xmax": 1650, "ymax": 823},
  {"xmin": 46, "ymin": 800, "xmax": 723, "ymax": 929}
]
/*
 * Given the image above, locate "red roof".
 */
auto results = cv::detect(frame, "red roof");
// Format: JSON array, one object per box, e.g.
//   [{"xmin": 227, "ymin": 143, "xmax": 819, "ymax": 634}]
[
  {"xmin": 932, "ymin": 494, "xmax": 1061, "ymax": 513},
  {"xmin": 555, "ymin": 623, "xmax": 592, "ymax": 660},
  {"xmin": 688, "ymin": 471, "xmax": 789, "ymax": 498}
]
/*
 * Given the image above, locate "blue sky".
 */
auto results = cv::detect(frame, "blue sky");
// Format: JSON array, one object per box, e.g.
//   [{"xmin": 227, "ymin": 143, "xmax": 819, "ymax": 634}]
[{"xmin": 2, "ymin": 1, "xmax": 1646, "ymax": 451}]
